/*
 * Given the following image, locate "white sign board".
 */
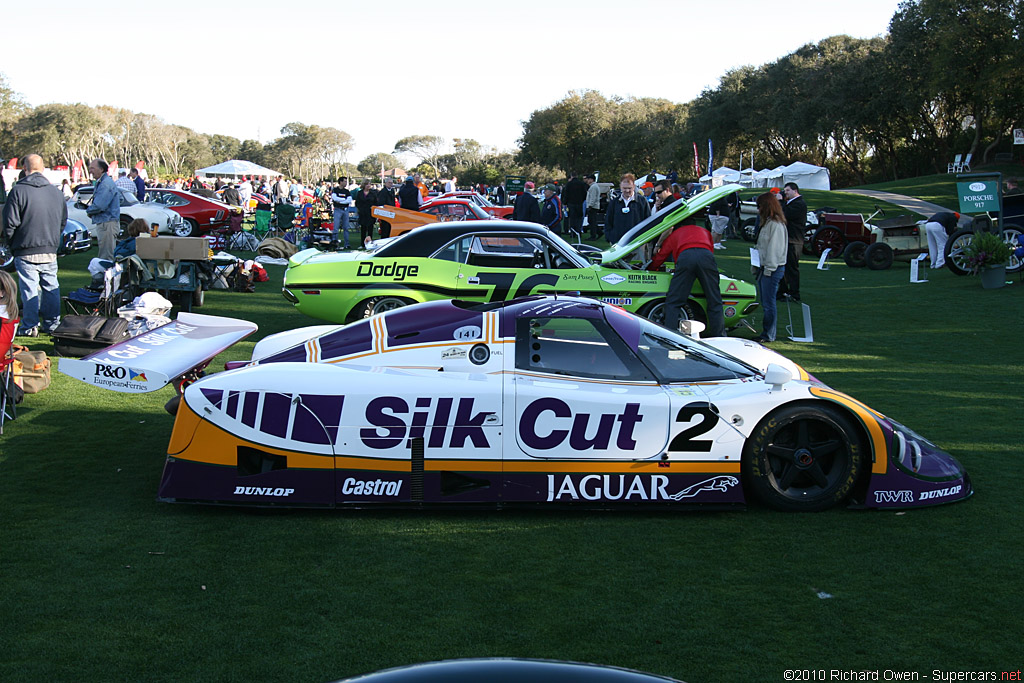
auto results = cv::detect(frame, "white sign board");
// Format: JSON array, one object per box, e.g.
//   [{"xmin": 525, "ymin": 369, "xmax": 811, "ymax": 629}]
[{"xmin": 1014, "ymin": 129, "xmax": 1024, "ymax": 145}]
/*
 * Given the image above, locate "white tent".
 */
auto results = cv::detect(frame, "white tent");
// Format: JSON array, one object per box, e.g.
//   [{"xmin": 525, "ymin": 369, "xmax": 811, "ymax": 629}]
[
  {"xmin": 196, "ymin": 160, "xmax": 283, "ymax": 179},
  {"xmin": 751, "ymin": 162, "xmax": 830, "ymax": 190},
  {"xmin": 698, "ymin": 166, "xmax": 743, "ymax": 186}
]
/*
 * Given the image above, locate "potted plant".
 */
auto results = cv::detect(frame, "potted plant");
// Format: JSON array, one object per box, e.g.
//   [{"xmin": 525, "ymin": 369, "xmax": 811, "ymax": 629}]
[{"xmin": 962, "ymin": 231, "xmax": 1011, "ymax": 288}]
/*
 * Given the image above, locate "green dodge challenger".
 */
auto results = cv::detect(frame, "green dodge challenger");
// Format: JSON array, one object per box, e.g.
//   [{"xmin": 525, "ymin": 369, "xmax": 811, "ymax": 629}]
[{"xmin": 283, "ymin": 184, "xmax": 759, "ymax": 329}]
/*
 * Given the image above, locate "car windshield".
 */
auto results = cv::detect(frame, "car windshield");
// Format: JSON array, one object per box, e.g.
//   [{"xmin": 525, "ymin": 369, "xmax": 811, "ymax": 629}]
[
  {"xmin": 631, "ymin": 317, "xmax": 757, "ymax": 382},
  {"xmin": 119, "ymin": 189, "xmax": 139, "ymax": 206}
]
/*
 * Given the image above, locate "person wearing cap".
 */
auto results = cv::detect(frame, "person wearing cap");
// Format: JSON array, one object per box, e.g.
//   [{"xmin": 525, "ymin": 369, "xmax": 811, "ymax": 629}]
[
  {"xmin": 925, "ymin": 210, "xmax": 960, "ymax": 269},
  {"xmin": 511, "ymin": 181, "xmax": 541, "ymax": 223},
  {"xmin": 115, "ymin": 168, "xmax": 135, "ymax": 195},
  {"xmin": 604, "ymin": 174, "xmax": 650, "ymax": 244},
  {"xmin": 397, "ymin": 175, "xmax": 420, "ymax": 212},
  {"xmin": 540, "ymin": 183, "xmax": 563, "ymax": 234}
]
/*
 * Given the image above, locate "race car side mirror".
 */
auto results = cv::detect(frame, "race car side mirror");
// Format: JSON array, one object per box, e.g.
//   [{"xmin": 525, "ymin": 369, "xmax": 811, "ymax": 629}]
[{"xmin": 764, "ymin": 363, "xmax": 793, "ymax": 391}]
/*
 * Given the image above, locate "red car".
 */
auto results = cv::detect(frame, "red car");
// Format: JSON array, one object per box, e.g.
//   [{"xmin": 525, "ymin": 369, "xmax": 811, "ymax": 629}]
[
  {"xmin": 436, "ymin": 191, "xmax": 514, "ymax": 218},
  {"xmin": 416, "ymin": 197, "xmax": 492, "ymax": 221},
  {"xmin": 145, "ymin": 188, "xmax": 242, "ymax": 237}
]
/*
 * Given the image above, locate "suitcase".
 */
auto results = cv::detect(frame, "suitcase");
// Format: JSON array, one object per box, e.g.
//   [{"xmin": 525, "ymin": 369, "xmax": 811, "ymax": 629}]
[{"xmin": 51, "ymin": 315, "xmax": 131, "ymax": 357}]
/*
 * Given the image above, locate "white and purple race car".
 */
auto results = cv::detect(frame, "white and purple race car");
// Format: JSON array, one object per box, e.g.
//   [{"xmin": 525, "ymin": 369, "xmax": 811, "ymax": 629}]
[{"xmin": 60, "ymin": 296, "xmax": 970, "ymax": 511}]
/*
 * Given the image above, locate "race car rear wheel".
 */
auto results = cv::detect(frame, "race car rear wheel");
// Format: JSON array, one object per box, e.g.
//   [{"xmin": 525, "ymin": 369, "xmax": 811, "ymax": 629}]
[
  {"xmin": 742, "ymin": 403, "xmax": 864, "ymax": 512},
  {"xmin": 843, "ymin": 241, "xmax": 867, "ymax": 268},
  {"xmin": 359, "ymin": 296, "xmax": 412, "ymax": 318},
  {"xmin": 865, "ymin": 242, "xmax": 894, "ymax": 270},
  {"xmin": 640, "ymin": 299, "xmax": 705, "ymax": 331},
  {"xmin": 812, "ymin": 226, "xmax": 847, "ymax": 258}
]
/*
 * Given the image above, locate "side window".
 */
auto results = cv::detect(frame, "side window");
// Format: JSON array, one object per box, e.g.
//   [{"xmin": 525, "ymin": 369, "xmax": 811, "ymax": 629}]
[
  {"xmin": 423, "ymin": 205, "xmax": 443, "ymax": 217},
  {"xmin": 467, "ymin": 235, "xmax": 537, "ymax": 269},
  {"xmin": 432, "ymin": 236, "xmax": 472, "ymax": 263},
  {"xmin": 515, "ymin": 317, "xmax": 653, "ymax": 381}
]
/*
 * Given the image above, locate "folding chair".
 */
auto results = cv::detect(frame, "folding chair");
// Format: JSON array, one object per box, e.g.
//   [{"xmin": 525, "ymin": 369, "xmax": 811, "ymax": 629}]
[
  {"xmin": 252, "ymin": 206, "xmax": 274, "ymax": 241},
  {"xmin": 947, "ymin": 154, "xmax": 962, "ymax": 174},
  {"xmin": 1, "ymin": 316, "xmax": 20, "ymax": 434},
  {"xmin": 63, "ymin": 262, "xmax": 128, "ymax": 317},
  {"xmin": 958, "ymin": 153, "xmax": 972, "ymax": 173}
]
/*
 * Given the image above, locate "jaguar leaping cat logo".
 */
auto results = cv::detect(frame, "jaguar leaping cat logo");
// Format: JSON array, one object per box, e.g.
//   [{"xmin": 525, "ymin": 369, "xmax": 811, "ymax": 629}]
[{"xmin": 668, "ymin": 475, "xmax": 739, "ymax": 500}]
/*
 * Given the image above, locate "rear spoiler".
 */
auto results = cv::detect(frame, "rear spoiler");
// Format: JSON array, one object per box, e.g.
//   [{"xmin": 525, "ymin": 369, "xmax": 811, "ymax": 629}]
[{"xmin": 59, "ymin": 312, "xmax": 257, "ymax": 393}]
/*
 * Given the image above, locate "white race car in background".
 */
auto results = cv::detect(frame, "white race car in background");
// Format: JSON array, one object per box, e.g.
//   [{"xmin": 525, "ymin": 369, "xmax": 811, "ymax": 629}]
[
  {"xmin": 60, "ymin": 296, "xmax": 971, "ymax": 512},
  {"xmin": 68, "ymin": 186, "xmax": 186, "ymax": 236}
]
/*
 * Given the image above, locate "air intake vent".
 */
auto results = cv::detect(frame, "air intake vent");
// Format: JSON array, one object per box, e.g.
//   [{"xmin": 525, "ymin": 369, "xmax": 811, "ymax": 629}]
[{"xmin": 410, "ymin": 437, "xmax": 424, "ymax": 501}]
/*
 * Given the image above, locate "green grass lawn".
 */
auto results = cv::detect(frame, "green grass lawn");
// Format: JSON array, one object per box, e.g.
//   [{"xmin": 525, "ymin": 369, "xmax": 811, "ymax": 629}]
[{"xmin": 1, "ymin": 247, "xmax": 1022, "ymax": 682}]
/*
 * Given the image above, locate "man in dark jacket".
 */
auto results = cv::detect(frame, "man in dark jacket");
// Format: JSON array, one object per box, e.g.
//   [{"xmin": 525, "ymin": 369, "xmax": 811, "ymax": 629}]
[
  {"xmin": 130, "ymin": 168, "xmax": 146, "ymax": 202},
  {"xmin": 604, "ymin": 174, "xmax": 650, "ymax": 244},
  {"xmin": 511, "ymin": 182, "xmax": 541, "ymax": 223},
  {"xmin": 375, "ymin": 177, "xmax": 397, "ymax": 238},
  {"xmin": 778, "ymin": 182, "xmax": 807, "ymax": 301},
  {"xmin": 540, "ymin": 183, "xmax": 563, "ymax": 234},
  {"xmin": 562, "ymin": 173, "xmax": 588, "ymax": 236},
  {"xmin": 397, "ymin": 176, "xmax": 420, "ymax": 212},
  {"xmin": 1, "ymin": 154, "xmax": 67, "ymax": 336}
]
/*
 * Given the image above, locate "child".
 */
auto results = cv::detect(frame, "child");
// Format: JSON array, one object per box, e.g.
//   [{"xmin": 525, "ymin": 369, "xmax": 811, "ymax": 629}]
[
  {"xmin": 0, "ymin": 270, "xmax": 20, "ymax": 322},
  {"xmin": 114, "ymin": 218, "xmax": 150, "ymax": 259}
]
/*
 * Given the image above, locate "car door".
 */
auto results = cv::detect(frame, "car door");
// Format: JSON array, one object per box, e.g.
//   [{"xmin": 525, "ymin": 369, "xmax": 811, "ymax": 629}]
[
  {"xmin": 455, "ymin": 234, "xmax": 592, "ymax": 305},
  {"xmin": 503, "ymin": 312, "xmax": 671, "ymax": 503}
]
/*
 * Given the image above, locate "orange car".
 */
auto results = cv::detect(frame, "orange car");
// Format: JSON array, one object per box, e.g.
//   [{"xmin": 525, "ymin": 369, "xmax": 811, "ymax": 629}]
[{"xmin": 372, "ymin": 198, "xmax": 490, "ymax": 236}]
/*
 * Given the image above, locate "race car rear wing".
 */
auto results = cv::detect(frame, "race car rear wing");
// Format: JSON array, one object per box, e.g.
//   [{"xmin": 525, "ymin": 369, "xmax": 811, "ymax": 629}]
[{"xmin": 59, "ymin": 312, "xmax": 258, "ymax": 393}]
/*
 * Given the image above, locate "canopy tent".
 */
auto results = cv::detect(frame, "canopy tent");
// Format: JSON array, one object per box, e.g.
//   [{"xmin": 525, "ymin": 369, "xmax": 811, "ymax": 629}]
[
  {"xmin": 751, "ymin": 162, "xmax": 831, "ymax": 191},
  {"xmin": 196, "ymin": 160, "xmax": 283, "ymax": 179},
  {"xmin": 698, "ymin": 166, "xmax": 743, "ymax": 186}
]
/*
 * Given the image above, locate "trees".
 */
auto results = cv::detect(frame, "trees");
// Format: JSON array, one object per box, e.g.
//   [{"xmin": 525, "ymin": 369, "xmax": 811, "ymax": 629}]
[
  {"xmin": 264, "ymin": 122, "xmax": 354, "ymax": 181},
  {"xmin": 393, "ymin": 135, "xmax": 447, "ymax": 178},
  {"xmin": 357, "ymin": 152, "xmax": 401, "ymax": 178}
]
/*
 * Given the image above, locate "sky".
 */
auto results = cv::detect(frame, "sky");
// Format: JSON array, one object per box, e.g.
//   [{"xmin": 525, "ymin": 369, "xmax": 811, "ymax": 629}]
[{"xmin": 4, "ymin": 0, "xmax": 903, "ymax": 167}]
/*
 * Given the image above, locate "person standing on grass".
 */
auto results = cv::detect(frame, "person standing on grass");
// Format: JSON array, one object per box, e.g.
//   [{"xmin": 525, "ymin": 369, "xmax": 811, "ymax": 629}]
[
  {"xmin": 2, "ymin": 154, "xmax": 66, "ymax": 337},
  {"xmin": 354, "ymin": 180, "xmax": 377, "ymax": 247},
  {"xmin": 511, "ymin": 181, "xmax": 541, "ymax": 223},
  {"xmin": 375, "ymin": 177, "xmax": 396, "ymax": 238},
  {"xmin": 777, "ymin": 182, "xmax": 806, "ymax": 301},
  {"xmin": 924, "ymin": 211, "xmax": 959, "ymax": 269},
  {"xmin": 753, "ymin": 192, "xmax": 789, "ymax": 343},
  {"xmin": 86, "ymin": 158, "xmax": 120, "ymax": 262},
  {"xmin": 648, "ymin": 209, "xmax": 724, "ymax": 337}
]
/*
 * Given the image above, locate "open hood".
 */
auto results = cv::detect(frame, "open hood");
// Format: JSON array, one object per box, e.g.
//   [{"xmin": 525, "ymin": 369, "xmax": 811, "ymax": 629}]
[{"xmin": 601, "ymin": 184, "xmax": 741, "ymax": 264}]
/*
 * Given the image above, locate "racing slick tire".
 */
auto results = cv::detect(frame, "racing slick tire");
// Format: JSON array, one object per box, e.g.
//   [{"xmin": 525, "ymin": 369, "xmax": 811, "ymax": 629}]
[
  {"xmin": 864, "ymin": 242, "xmax": 894, "ymax": 270},
  {"xmin": 943, "ymin": 229, "xmax": 973, "ymax": 276},
  {"xmin": 359, "ymin": 296, "xmax": 412, "ymax": 319},
  {"xmin": 843, "ymin": 241, "xmax": 867, "ymax": 268},
  {"xmin": 812, "ymin": 226, "xmax": 847, "ymax": 259},
  {"xmin": 640, "ymin": 299, "xmax": 705, "ymax": 332},
  {"xmin": 174, "ymin": 218, "xmax": 199, "ymax": 238},
  {"xmin": 742, "ymin": 403, "xmax": 865, "ymax": 512}
]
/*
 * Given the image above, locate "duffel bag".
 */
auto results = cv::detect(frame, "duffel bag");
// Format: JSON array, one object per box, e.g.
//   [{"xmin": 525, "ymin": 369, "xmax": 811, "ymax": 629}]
[{"xmin": 12, "ymin": 346, "xmax": 50, "ymax": 394}]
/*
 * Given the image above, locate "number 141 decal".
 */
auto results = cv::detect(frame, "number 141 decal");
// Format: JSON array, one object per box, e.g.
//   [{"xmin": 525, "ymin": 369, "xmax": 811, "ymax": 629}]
[{"xmin": 668, "ymin": 402, "xmax": 719, "ymax": 452}]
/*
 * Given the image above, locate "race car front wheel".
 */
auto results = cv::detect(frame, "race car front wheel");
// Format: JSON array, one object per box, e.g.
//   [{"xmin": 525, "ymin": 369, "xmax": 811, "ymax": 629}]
[{"xmin": 742, "ymin": 403, "xmax": 864, "ymax": 512}]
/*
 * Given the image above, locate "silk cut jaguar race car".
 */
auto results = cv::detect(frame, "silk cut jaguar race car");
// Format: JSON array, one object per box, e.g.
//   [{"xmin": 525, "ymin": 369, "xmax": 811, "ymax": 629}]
[
  {"xmin": 283, "ymin": 184, "xmax": 759, "ymax": 329},
  {"xmin": 59, "ymin": 296, "xmax": 971, "ymax": 511}
]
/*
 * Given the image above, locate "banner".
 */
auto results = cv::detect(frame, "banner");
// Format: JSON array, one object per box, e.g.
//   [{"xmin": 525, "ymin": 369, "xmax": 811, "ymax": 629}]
[
  {"xmin": 1014, "ymin": 129, "xmax": 1024, "ymax": 145},
  {"xmin": 707, "ymin": 139, "xmax": 713, "ymax": 177},
  {"xmin": 692, "ymin": 143, "xmax": 699, "ymax": 176}
]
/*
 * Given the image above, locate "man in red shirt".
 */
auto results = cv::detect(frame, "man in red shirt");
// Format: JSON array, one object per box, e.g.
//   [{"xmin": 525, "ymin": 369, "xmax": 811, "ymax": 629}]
[{"xmin": 648, "ymin": 212, "xmax": 725, "ymax": 337}]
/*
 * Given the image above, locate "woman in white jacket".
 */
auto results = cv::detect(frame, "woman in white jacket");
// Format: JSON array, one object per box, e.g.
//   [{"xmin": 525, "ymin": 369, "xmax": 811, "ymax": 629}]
[{"xmin": 754, "ymin": 192, "xmax": 789, "ymax": 343}]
